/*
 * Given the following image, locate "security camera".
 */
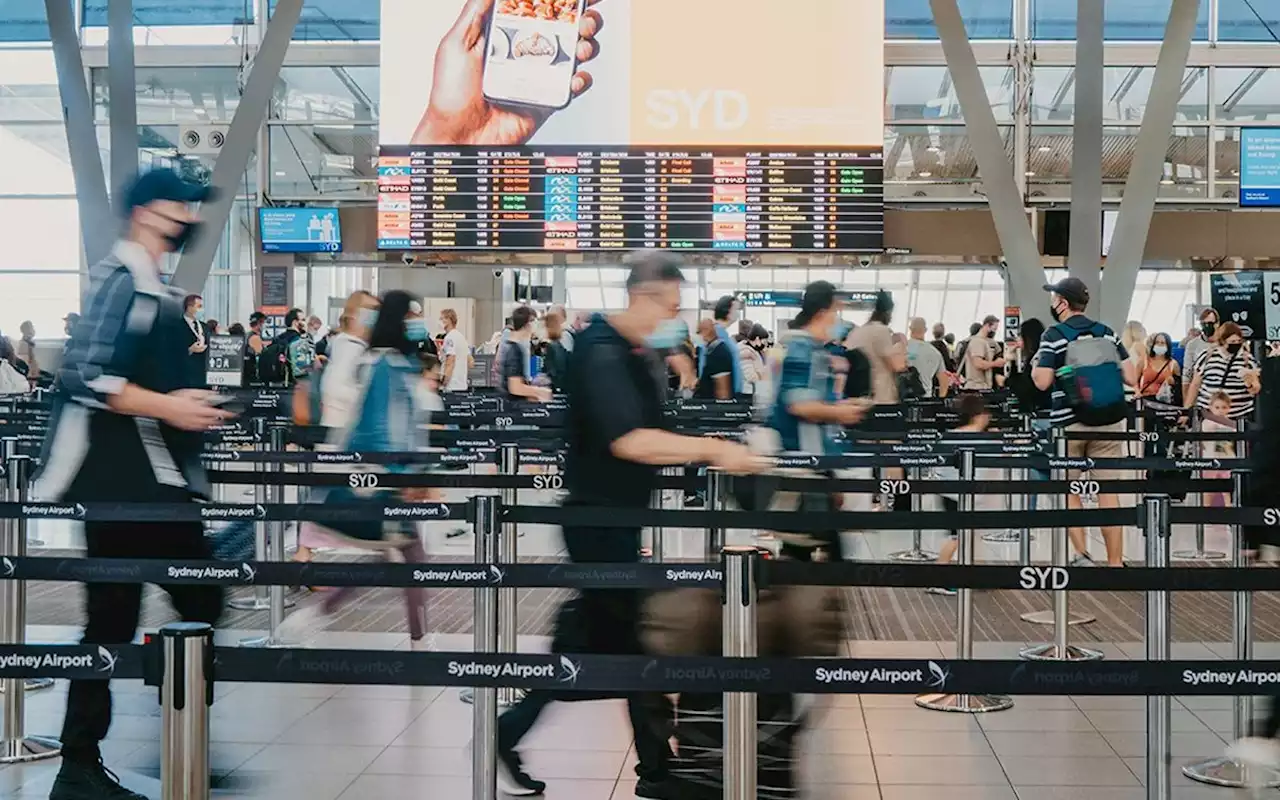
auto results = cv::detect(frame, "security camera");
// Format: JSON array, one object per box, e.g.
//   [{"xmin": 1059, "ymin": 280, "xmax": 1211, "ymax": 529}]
[
  {"xmin": 998, "ymin": 258, "xmax": 1009, "ymax": 269},
  {"xmin": 738, "ymin": 257, "xmax": 751, "ymax": 267},
  {"xmin": 401, "ymin": 253, "xmax": 415, "ymax": 266},
  {"xmin": 493, "ymin": 270, "xmax": 504, "ymax": 278},
  {"xmin": 858, "ymin": 256, "xmax": 873, "ymax": 268}
]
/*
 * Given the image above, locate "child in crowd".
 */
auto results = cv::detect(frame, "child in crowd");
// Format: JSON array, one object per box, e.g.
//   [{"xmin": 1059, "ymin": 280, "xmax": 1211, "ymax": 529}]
[
  {"xmin": 1202, "ymin": 390, "xmax": 1236, "ymax": 508},
  {"xmin": 926, "ymin": 394, "xmax": 991, "ymax": 596}
]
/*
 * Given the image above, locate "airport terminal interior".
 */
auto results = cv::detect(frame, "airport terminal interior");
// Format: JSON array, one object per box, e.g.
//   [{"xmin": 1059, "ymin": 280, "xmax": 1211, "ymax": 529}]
[{"xmin": 4, "ymin": 0, "xmax": 1280, "ymax": 798}]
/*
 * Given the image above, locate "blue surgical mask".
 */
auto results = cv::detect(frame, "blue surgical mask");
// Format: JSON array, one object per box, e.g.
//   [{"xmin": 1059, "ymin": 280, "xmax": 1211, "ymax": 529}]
[
  {"xmin": 193, "ymin": 309, "xmax": 205, "ymax": 322},
  {"xmin": 357, "ymin": 308, "xmax": 377, "ymax": 329},
  {"xmin": 1152, "ymin": 345, "xmax": 1168, "ymax": 356},
  {"xmin": 405, "ymin": 318, "xmax": 428, "ymax": 342},
  {"xmin": 647, "ymin": 318, "xmax": 687, "ymax": 350}
]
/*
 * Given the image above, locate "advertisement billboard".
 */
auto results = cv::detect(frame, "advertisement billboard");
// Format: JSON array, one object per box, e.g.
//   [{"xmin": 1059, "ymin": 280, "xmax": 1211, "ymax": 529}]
[{"xmin": 1239, "ymin": 128, "xmax": 1280, "ymax": 208}]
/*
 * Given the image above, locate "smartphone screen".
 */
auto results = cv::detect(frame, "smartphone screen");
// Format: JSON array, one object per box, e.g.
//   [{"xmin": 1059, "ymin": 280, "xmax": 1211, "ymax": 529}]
[{"xmin": 483, "ymin": 0, "xmax": 585, "ymax": 110}]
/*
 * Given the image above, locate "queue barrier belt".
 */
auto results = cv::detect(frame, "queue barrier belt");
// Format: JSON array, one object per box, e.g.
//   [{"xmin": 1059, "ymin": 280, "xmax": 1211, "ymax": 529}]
[
  {"xmin": 1, "ymin": 643, "xmax": 1277, "ymax": 696},
  {"xmin": 2, "ymin": 557, "xmax": 1277, "ymax": 592}
]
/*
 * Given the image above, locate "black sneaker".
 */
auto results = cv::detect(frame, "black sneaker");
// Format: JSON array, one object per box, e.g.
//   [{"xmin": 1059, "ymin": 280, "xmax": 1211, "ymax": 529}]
[
  {"xmin": 635, "ymin": 777, "xmax": 672, "ymax": 800},
  {"xmin": 49, "ymin": 759, "xmax": 148, "ymax": 800},
  {"xmin": 496, "ymin": 748, "xmax": 546, "ymax": 796}
]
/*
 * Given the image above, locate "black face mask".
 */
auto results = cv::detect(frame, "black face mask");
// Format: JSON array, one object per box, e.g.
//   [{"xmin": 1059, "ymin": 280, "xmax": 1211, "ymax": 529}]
[
  {"xmin": 1201, "ymin": 321, "xmax": 1217, "ymax": 337},
  {"xmin": 986, "ymin": 329, "xmax": 996, "ymax": 339},
  {"xmin": 166, "ymin": 221, "xmax": 202, "ymax": 251},
  {"xmin": 1049, "ymin": 302, "xmax": 1064, "ymax": 323},
  {"xmin": 1227, "ymin": 342, "xmax": 1243, "ymax": 355}
]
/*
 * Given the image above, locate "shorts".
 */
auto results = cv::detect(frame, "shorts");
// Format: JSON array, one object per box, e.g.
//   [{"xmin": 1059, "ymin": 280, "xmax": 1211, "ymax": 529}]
[{"xmin": 1065, "ymin": 420, "xmax": 1127, "ymax": 480}]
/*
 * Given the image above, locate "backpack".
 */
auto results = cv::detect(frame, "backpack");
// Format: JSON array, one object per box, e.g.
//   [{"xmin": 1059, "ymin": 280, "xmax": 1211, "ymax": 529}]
[
  {"xmin": 843, "ymin": 346, "xmax": 872, "ymax": 399},
  {"xmin": 292, "ymin": 360, "xmax": 325, "ymax": 427},
  {"xmin": 1057, "ymin": 321, "xmax": 1127, "ymax": 426},
  {"xmin": 898, "ymin": 365, "xmax": 926, "ymax": 400},
  {"xmin": 955, "ymin": 337, "xmax": 971, "ymax": 377},
  {"xmin": 257, "ymin": 335, "xmax": 291, "ymax": 384}
]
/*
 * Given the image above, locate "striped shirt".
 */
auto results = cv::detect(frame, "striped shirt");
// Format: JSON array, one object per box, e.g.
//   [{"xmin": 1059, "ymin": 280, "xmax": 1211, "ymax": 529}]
[
  {"xmin": 1192, "ymin": 346, "xmax": 1257, "ymax": 419},
  {"xmin": 1033, "ymin": 314, "xmax": 1128, "ymax": 426}
]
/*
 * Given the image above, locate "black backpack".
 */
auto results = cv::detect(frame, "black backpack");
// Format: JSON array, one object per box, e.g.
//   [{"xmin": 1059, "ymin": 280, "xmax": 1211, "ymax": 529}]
[
  {"xmin": 898, "ymin": 365, "xmax": 926, "ymax": 400},
  {"xmin": 256, "ymin": 335, "xmax": 291, "ymax": 384},
  {"xmin": 843, "ymin": 347, "xmax": 873, "ymax": 399}
]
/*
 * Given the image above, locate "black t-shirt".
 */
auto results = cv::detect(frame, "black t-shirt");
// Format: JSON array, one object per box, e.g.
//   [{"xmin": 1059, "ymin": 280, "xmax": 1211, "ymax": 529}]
[
  {"xmin": 696, "ymin": 339, "xmax": 734, "ymax": 399},
  {"xmin": 565, "ymin": 316, "xmax": 667, "ymax": 509},
  {"xmin": 499, "ymin": 339, "xmax": 527, "ymax": 398}
]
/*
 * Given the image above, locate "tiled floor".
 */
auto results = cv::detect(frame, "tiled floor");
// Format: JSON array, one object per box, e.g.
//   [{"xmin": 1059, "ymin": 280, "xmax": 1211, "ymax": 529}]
[{"xmin": 0, "ymin": 630, "xmax": 1264, "ymax": 799}]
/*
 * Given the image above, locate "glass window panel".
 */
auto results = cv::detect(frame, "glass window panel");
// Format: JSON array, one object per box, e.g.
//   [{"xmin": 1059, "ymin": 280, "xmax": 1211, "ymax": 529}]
[
  {"xmin": 0, "ymin": 50, "xmax": 62, "ymax": 121},
  {"xmin": 885, "ymin": 125, "xmax": 1014, "ymax": 199},
  {"xmin": 0, "ymin": 198, "xmax": 79, "ymax": 270},
  {"xmin": 84, "ymin": 0, "xmax": 249, "ymax": 26},
  {"xmin": 939, "ymin": 290, "xmax": 981, "ymax": 337},
  {"xmin": 886, "ymin": 0, "xmax": 1013, "ymax": 39},
  {"xmin": 268, "ymin": 124, "xmax": 375, "ymax": 200},
  {"xmin": 601, "ymin": 288, "xmax": 626, "ymax": 309},
  {"xmin": 1032, "ymin": 0, "xmax": 1210, "ymax": 40},
  {"xmin": 274, "ymin": 0, "xmax": 379, "ymax": 41},
  {"xmin": 1031, "ymin": 67, "xmax": 1208, "ymax": 123},
  {"xmin": 566, "ymin": 269, "xmax": 599, "ymax": 286},
  {"xmin": 95, "ymin": 67, "xmax": 242, "ymax": 124},
  {"xmin": 598, "ymin": 268, "xmax": 627, "ymax": 284},
  {"xmin": 885, "ymin": 66, "xmax": 1014, "ymax": 123},
  {"xmin": 0, "ymin": 0, "xmax": 50, "ymax": 41},
  {"xmin": 948, "ymin": 270, "xmax": 985, "ymax": 288},
  {"xmin": 680, "ymin": 286, "xmax": 700, "ymax": 310},
  {"xmin": 1028, "ymin": 126, "xmax": 1208, "ymax": 199},
  {"xmin": 1218, "ymin": 0, "xmax": 1280, "ymax": 41},
  {"xmin": 844, "ymin": 269, "xmax": 882, "ymax": 289},
  {"xmin": 276, "ymin": 67, "xmax": 379, "ymax": 122},
  {"xmin": 0, "ymin": 273, "xmax": 80, "ymax": 337},
  {"xmin": 568, "ymin": 286, "xmax": 602, "ymax": 308},
  {"xmin": 1214, "ymin": 68, "xmax": 1280, "ymax": 123},
  {"xmin": 741, "ymin": 269, "xmax": 773, "ymax": 288},
  {"xmin": 0, "ymin": 123, "xmax": 74, "ymax": 195},
  {"xmin": 913, "ymin": 278, "xmax": 946, "ymax": 329},
  {"xmin": 777, "ymin": 268, "xmax": 809, "ymax": 289}
]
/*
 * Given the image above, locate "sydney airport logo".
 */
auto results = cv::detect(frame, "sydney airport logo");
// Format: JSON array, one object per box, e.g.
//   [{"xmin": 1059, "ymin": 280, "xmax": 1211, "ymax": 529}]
[
  {"xmin": 412, "ymin": 565, "xmax": 503, "ymax": 585},
  {"xmin": 446, "ymin": 655, "xmax": 581, "ymax": 687},
  {"xmin": 1, "ymin": 557, "xmax": 14, "ymax": 578},
  {"xmin": 815, "ymin": 661, "xmax": 950, "ymax": 690},
  {"xmin": 20, "ymin": 503, "xmax": 86, "ymax": 519},
  {"xmin": 166, "ymin": 563, "xmax": 257, "ymax": 583},
  {"xmin": 0, "ymin": 646, "xmax": 118, "ymax": 677}
]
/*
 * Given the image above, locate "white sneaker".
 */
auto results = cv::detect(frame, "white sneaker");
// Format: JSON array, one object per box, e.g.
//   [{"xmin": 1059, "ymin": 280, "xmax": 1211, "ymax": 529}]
[
  {"xmin": 274, "ymin": 602, "xmax": 327, "ymax": 646},
  {"xmin": 1227, "ymin": 737, "xmax": 1280, "ymax": 794}
]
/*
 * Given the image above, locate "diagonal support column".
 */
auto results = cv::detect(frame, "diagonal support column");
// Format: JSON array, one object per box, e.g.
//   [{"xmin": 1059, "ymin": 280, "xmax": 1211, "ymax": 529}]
[
  {"xmin": 46, "ymin": 0, "xmax": 115, "ymax": 267},
  {"xmin": 1099, "ymin": 0, "xmax": 1200, "ymax": 329},
  {"xmin": 171, "ymin": 0, "xmax": 305, "ymax": 294},
  {"xmin": 107, "ymin": 0, "xmax": 138, "ymax": 212},
  {"xmin": 931, "ymin": 0, "xmax": 1044, "ymax": 313},
  {"xmin": 1068, "ymin": 0, "xmax": 1104, "ymax": 314}
]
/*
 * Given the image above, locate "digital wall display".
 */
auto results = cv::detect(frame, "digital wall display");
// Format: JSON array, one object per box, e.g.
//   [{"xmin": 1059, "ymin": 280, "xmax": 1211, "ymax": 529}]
[
  {"xmin": 259, "ymin": 208, "xmax": 343, "ymax": 253},
  {"xmin": 377, "ymin": 0, "xmax": 885, "ymax": 253},
  {"xmin": 1239, "ymin": 129, "xmax": 1280, "ymax": 208}
]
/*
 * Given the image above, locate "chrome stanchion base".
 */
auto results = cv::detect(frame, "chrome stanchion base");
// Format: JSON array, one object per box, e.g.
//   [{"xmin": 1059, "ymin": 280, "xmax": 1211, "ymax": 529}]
[
  {"xmin": 889, "ymin": 548, "xmax": 937, "ymax": 562},
  {"xmin": 460, "ymin": 687, "xmax": 525, "ymax": 707},
  {"xmin": 0, "ymin": 734, "xmax": 61, "ymax": 764},
  {"xmin": 981, "ymin": 530, "xmax": 1023, "ymax": 543},
  {"xmin": 1182, "ymin": 756, "xmax": 1280, "ymax": 788},
  {"xmin": 1019, "ymin": 643, "xmax": 1104, "ymax": 661},
  {"xmin": 228, "ymin": 595, "xmax": 296, "ymax": 611},
  {"xmin": 1172, "ymin": 549, "xmax": 1228, "ymax": 561},
  {"xmin": 1020, "ymin": 610, "xmax": 1095, "ymax": 625},
  {"xmin": 0, "ymin": 678, "xmax": 54, "ymax": 693},
  {"xmin": 915, "ymin": 693, "xmax": 1014, "ymax": 713}
]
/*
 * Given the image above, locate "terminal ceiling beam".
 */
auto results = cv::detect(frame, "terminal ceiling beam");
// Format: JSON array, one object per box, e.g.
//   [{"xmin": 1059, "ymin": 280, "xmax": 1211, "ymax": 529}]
[
  {"xmin": 108, "ymin": 0, "xmax": 139, "ymax": 213},
  {"xmin": 171, "ymin": 0, "xmax": 306, "ymax": 295},
  {"xmin": 46, "ymin": 0, "xmax": 115, "ymax": 267},
  {"xmin": 1068, "ymin": 0, "xmax": 1104, "ymax": 313},
  {"xmin": 930, "ymin": 0, "xmax": 1044, "ymax": 314},
  {"xmin": 1099, "ymin": 0, "xmax": 1200, "ymax": 329}
]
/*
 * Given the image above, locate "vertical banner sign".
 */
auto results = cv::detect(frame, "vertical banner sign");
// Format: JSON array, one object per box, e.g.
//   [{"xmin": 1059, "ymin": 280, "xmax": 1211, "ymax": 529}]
[
  {"xmin": 1265, "ymin": 275, "xmax": 1280, "ymax": 341},
  {"xmin": 1004, "ymin": 306, "xmax": 1021, "ymax": 344},
  {"xmin": 206, "ymin": 334, "xmax": 246, "ymax": 387},
  {"xmin": 1209, "ymin": 272, "xmax": 1265, "ymax": 341},
  {"xmin": 259, "ymin": 265, "xmax": 291, "ymax": 341}
]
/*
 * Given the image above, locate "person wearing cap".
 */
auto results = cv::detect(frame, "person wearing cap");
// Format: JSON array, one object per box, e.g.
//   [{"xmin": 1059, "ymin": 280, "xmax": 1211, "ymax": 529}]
[
  {"xmin": 492, "ymin": 251, "xmax": 762, "ymax": 798},
  {"xmin": 1033, "ymin": 277, "xmax": 1136, "ymax": 567},
  {"xmin": 36, "ymin": 168, "xmax": 234, "ymax": 800}
]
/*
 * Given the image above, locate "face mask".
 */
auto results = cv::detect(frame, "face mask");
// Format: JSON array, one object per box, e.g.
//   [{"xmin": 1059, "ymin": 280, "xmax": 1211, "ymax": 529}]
[
  {"xmin": 358, "ymin": 308, "xmax": 378, "ymax": 328},
  {"xmin": 405, "ymin": 318, "xmax": 428, "ymax": 342},
  {"xmin": 166, "ymin": 221, "xmax": 201, "ymax": 251},
  {"xmin": 1152, "ymin": 345, "xmax": 1168, "ymax": 356},
  {"xmin": 1202, "ymin": 321, "xmax": 1217, "ymax": 337},
  {"xmin": 646, "ymin": 318, "xmax": 686, "ymax": 350},
  {"xmin": 833, "ymin": 322, "xmax": 853, "ymax": 343},
  {"xmin": 986, "ymin": 329, "xmax": 996, "ymax": 339},
  {"xmin": 1049, "ymin": 302, "xmax": 1063, "ymax": 323},
  {"xmin": 1227, "ymin": 342, "xmax": 1243, "ymax": 355},
  {"xmin": 193, "ymin": 309, "xmax": 204, "ymax": 321}
]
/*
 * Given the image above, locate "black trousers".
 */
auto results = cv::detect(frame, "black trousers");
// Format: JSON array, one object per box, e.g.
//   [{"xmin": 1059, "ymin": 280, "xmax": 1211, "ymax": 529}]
[
  {"xmin": 60, "ymin": 518, "xmax": 224, "ymax": 756},
  {"xmin": 498, "ymin": 525, "xmax": 673, "ymax": 781}
]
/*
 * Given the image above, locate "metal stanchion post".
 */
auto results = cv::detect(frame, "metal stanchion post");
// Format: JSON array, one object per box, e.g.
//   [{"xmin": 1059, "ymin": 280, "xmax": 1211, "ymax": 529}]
[
  {"xmin": 1184, "ymin": 420, "xmax": 1273, "ymax": 787},
  {"xmin": 1144, "ymin": 495, "xmax": 1173, "ymax": 800},
  {"xmin": 1020, "ymin": 432, "xmax": 1101, "ymax": 657},
  {"xmin": 230, "ymin": 418, "xmax": 270, "ymax": 612},
  {"xmin": 471, "ymin": 496, "xmax": 500, "ymax": 800},
  {"xmin": 498, "ymin": 444, "xmax": 521, "ymax": 707},
  {"xmin": 648, "ymin": 469, "xmax": 669, "ymax": 563},
  {"xmin": 723, "ymin": 546, "xmax": 759, "ymax": 800},
  {"xmin": 3, "ymin": 439, "xmax": 43, "ymax": 548},
  {"xmin": 240, "ymin": 425, "xmax": 294, "ymax": 647},
  {"xmin": 0, "ymin": 454, "xmax": 60, "ymax": 763},
  {"xmin": 918, "ymin": 450, "xmax": 1013, "ymax": 713},
  {"xmin": 890, "ymin": 467, "xmax": 936, "ymax": 562},
  {"xmin": 159, "ymin": 622, "xmax": 213, "ymax": 800},
  {"xmin": 706, "ymin": 470, "xmax": 726, "ymax": 558},
  {"xmin": 1174, "ymin": 413, "xmax": 1226, "ymax": 561},
  {"xmin": 0, "ymin": 447, "xmax": 53, "ymax": 696}
]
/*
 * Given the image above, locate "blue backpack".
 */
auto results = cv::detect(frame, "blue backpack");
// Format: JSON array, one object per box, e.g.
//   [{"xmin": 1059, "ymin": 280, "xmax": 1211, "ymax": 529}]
[{"xmin": 1057, "ymin": 322, "xmax": 1127, "ymax": 426}]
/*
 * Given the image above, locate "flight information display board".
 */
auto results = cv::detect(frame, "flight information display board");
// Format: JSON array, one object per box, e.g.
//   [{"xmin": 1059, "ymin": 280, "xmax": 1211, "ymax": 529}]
[{"xmin": 377, "ymin": 146, "xmax": 883, "ymax": 252}]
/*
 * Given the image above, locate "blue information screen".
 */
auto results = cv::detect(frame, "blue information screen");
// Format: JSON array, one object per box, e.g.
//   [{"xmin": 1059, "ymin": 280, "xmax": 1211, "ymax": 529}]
[
  {"xmin": 258, "ymin": 208, "xmax": 343, "ymax": 253},
  {"xmin": 1239, "ymin": 129, "xmax": 1280, "ymax": 208}
]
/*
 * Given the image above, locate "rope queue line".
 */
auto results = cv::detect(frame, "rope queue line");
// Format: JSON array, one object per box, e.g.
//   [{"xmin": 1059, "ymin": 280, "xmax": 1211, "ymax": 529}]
[{"xmin": 0, "ymin": 391, "xmax": 1270, "ymax": 800}]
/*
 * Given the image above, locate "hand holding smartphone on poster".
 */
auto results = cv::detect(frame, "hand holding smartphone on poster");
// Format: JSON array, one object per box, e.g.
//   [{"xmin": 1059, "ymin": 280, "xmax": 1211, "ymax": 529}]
[{"xmin": 411, "ymin": 0, "xmax": 604, "ymax": 146}]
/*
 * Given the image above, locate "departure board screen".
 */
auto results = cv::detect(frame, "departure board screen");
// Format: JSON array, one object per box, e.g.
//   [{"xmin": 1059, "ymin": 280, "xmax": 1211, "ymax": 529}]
[
  {"xmin": 379, "ymin": 0, "xmax": 885, "ymax": 253},
  {"xmin": 377, "ymin": 146, "xmax": 883, "ymax": 252}
]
